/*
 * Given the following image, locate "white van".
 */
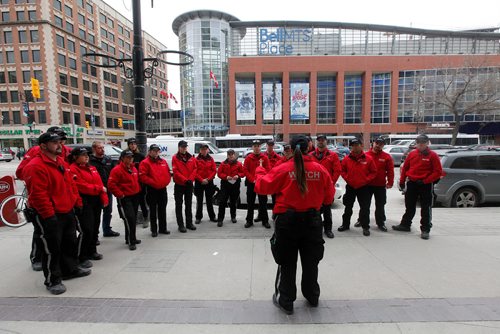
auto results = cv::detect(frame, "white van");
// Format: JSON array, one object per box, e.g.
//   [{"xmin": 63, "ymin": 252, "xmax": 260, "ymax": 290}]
[{"xmin": 147, "ymin": 136, "xmax": 228, "ymax": 169}]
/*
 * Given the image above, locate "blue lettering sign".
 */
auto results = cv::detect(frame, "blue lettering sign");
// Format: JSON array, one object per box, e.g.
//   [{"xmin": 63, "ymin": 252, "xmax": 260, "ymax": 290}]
[{"xmin": 258, "ymin": 28, "xmax": 313, "ymax": 55}]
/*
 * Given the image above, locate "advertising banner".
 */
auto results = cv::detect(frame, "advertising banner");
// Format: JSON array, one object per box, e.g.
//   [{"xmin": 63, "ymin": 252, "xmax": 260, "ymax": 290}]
[
  {"xmin": 236, "ymin": 83, "xmax": 256, "ymax": 121},
  {"xmin": 290, "ymin": 83, "xmax": 310, "ymax": 120},
  {"xmin": 262, "ymin": 83, "xmax": 282, "ymax": 121}
]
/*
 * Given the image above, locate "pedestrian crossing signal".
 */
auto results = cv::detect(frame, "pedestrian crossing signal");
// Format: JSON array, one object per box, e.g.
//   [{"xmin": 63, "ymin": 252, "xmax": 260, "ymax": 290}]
[{"xmin": 85, "ymin": 121, "xmax": 90, "ymax": 129}]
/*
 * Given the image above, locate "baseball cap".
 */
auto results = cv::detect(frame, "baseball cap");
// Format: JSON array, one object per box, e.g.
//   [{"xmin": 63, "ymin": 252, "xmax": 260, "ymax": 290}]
[
  {"xmin": 47, "ymin": 126, "xmax": 68, "ymax": 140},
  {"xmin": 316, "ymin": 134, "xmax": 327, "ymax": 141},
  {"xmin": 416, "ymin": 134, "xmax": 430, "ymax": 143},
  {"xmin": 149, "ymin": 144, "xmax": 160, "ymax": 151},
  {"xmin": 178, "ymin": 140, "xmax": 188, "ymax": 147},
  {"xmin": 290, "ymin": 135, "xmax": 309, "ymax": 152},
  {"xmin": 38, "ymin": 132, "xmax": 62, "ymax": 145},
  {"xmin": 252, "ymin": 140, "xmax": 261, "ymax": 146},
  {"xmin": 120, "ymin": 149, "xmax": 134, "ymax": 158},
  {"xmin": 349, "ymin": 138, "xmax": 362, "ymax": 146},
  {"xmin": 127, "ymin": 138, "xmax": 137, "ymax": 144},
  {"xmin": 267, "ymin": 140, "xmax": 275, "ymax": 146},
  {"xmin": 71, "ymin": 147, "xmax": 88, "ymax": 156},
  {"xmin": 374, "ymin": 137, "xmax": 385, "ymax": 144},
  {"xmin": 200, "ymin": 143, "xmax": 209, "ymax": 149}
]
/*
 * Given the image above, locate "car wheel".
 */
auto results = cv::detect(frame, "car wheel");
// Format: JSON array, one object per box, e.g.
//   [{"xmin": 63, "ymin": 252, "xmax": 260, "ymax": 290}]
[{"xmin": 451, "ymin": 187, "xmax": 478, "ymax": 208}]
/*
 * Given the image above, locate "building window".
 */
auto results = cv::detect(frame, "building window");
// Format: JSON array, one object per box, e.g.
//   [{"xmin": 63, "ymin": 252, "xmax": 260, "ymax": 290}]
[
  {"xmin": 106, "ymin": 117, "xmax": 112, "ymax": 128},
  {"xmin": 34, "ymin": 70, "xmax": 42, "ymax": 82},
  {"xmin": 11, "ymin": 91, "xmax": 19, "ymax": 103},
  {"xmin": 72, "ymin": 94, "xmax": 79, "ymax": 105},
  {"xmin": 22, "ymin": 70, "xmax": 31, "ymax": 83},
  {"xmin": 83, "ymin": 80, "xmax": 89, "ymax": 91},
  {"xmin": 107, "ymin": 18, "xmax": 114, "ymax": 28},
  {"xmin": 70, "ymin": 76, "xmax": 78, "ymax": 88},
  {"xmin": 77, "ymin": 0, "xmax": 84, "ymax": 7},
  {"xmin": 38, "ymin": 110, "xmax": 46, "ymax": 124},
  {"xmin": 56, "ymin": 34, "xmax": 64, "ymax": 48},
  {"xmin": 20, "ymin": 50, "xmax": 29, "ymax": 63},
  {"xmin": 88, "ymin": 34, "xmax": 94, "ymax": 44},
  {"xmin": 67, "ymin": 40, "xmax": 75, "ymax": 53},
  {"xmin": 59, "ymin": 73, "xmax": 67, "ymax": 85},
  {"xmin": 63, "ymin": 111, "xmax": 70, "ymax": 124},
  {"xmin": 1, "ymin": 12, "xmax": 9, "ymax": 22},
  {"xmin": 6, "ymin": 51, "xmax": 15, "ymax": 63},
  {"xmin": 69, "ymin": 58, "xmax": 77, "ymax": 70},
  {"xmin": 84, "ymin": 96, "xmax": 90, "ymax": 107},
  {"xmin": 58, "ymin": 54, "xmax": 66, "ymax": 67},
  {"xmin": 30, "ymin": 30, "xmax": 39, "ymax": 43},
  {"xmin": 344, "ymin": 74, "xmax": 363, "ymax": 124},
  {"xmin": 8, "ymin": 71, "xmax": 17, "ymax": 83},
  {"xmin": 87, "ymin": 19, "xmax": 94, "ymax": 30},
  {"xmin": 61, "ymin": 91, "xmax": 69, "ymax": 104},
  {"xmin": 99, "ymin": 13, "xmax": 106, "ymax": 23},
  {"xmin": 0, "ymin": 72, "xmax": 5, "ymax": 84},
  {"xmin": 4, "ymin": 31, "xmax": 12, "ymax": 44},
  {"xmin": 92, "ymin": 82, "xmax": 98, "ymax": 93},
  {"xmin": 1, "ymin": 111, "xmax": 10, "ymax": 123},
  {"xmin": 78, "ymin": 13, "xmax": 85, "ymax": 25},
  {"xmin": 53, "ymin": 0, "xmax": 61, "ymax": 11},
  {"xmin": 28, "ymin": 10, "xmax": 36, "ymax": 20},
  {"xmin": 85, "ymin": 3, "xmax": 93, "ymax": 14},
  {"xmin": 371, "ymin": 73, "xmax": 391, "ymax": 123},
  {"xmin": 316, "ymin": 76, "xmax": 337, "ymax": 124},
  {"xmin": 16, "ymin": 11, "xmax": 25, "ymax": 21},
  {"xmin": 13, "ymin": 110, "xmax": 21, "ymax": 124},
  {"xmin": 65, "ymin": 21, "xmax": 73, "ymax": 33},
  {"xmin": 18, "ymin": 30, "xmax": 27, "ymax": 43},
  {"xmin": 64, "ymin": 5, "xmax": 72, "ymax": 17},
  {"xmin": 54, "ymin": 16, "xmax": 63, "ymax": 28}
]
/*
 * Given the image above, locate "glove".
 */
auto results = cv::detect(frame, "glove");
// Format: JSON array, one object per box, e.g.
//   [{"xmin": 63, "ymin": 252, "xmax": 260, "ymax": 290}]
[
  {"xmin": 74, "ymin": 206, "xmax": 83, "ymax": 216},
  {"xmin": 398, "ymin": 183, "xmax": 405, "ymax": 191},
  {"xmin": 416, "ymin": 180, "xmax": 424, "ymax": 185},
  {"xmin": 185, "ymin": 180, "xmax": 192, "ymax": 186}
]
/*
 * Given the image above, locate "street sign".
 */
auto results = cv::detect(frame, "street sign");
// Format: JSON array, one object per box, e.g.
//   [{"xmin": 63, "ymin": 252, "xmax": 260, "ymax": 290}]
[
  {"xmin": 122, "ymin": 120, "xmax": 136, "ymax": 124},
  {"xmin": 22, "ymin": 102, "xmax": 29, "ymax": 117}
]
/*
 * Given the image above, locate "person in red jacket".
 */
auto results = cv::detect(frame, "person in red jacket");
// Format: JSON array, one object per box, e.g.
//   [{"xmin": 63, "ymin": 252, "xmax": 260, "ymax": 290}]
[
  {"xmin": 172, "ymin": 140, "xmax": 197, "ymax": 233},
  {"xmin": 310, "ymin": 135, "xmax": 341, "ymax": 239},
  {"xmin": 69, "ymin": 147, "xmax": 109, "ymax": 267},
  {"xmin": 265, "ymin": 140, "xmax": 281, "ymax": 169},
  {"xmin": 24, "ymin": 133, "xmax": 90, "ymax": 295},
  {"xmin": 355, "ymin": 137, "xmax": 394, "ymax": 232},
  {"xmin": 338, "ymin": 138, "xmax": 377, "ymax": 236},
  {"xmin": 244, "ymin": 140, "xmax": 271, "ymax": 228},
  {"xmin": 139, "ymin": 144, "xmax": 172, "ymax": 237},
  {"xmin": 108, "ymin": 150, "xmax": 141, "ymax": 250},
  {"xmin": 194, "ymin": 144, "xmax": 217, "ymax": 224},
  {"xmin": 255, "ymin": 135, "xmax": 334, "ymax": 315},
  {"xmin": 217, "ymin": 149, "xmax": 245, "ymax": 226},
  {"xmin": 393, "ymin": 134, "xmax": 443, "ymax": 240}
]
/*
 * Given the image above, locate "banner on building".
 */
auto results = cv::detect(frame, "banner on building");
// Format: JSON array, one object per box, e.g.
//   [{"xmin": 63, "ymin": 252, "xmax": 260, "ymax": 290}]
[
  {"xmin": 262, "ymin": 83, "xmax": 282, "ymax": 121},
  {"xmin": 290, "ymin": 83, "xmax": 309, "ymax": 120},
  {"xmin": 236, "ymin": 83, "xmax": 256, "ymax": 121}
]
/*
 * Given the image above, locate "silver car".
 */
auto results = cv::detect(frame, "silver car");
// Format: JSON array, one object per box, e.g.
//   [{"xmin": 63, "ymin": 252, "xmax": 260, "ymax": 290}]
[
  {"xmin": 434, "ymin": 150, "xmax": 500, "ymax": 207},
  {"xmin": 383, "ymin": 146, "xmax": 406, "ymax": 166}
]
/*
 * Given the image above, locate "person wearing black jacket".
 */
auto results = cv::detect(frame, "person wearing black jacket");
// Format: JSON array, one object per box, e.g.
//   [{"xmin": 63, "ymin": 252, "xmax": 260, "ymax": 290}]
[
  {"xmin": 89, "ymin": 141, "xmax": 120, "ymax": 237},
  {"xmin": 127, "ymin": 138, "xmax": 149, "ymax": 227}
]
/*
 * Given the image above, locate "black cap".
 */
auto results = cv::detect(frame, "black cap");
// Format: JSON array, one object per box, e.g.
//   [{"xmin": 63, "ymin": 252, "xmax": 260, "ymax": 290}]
[
  {"xmin": 127, "ymin": 138, "xmax": 137, "ymax": 144},
  {"xmin": 120, "ymin": 149, "xmax": 134, "ymax": 158},
  {"xmin": 290, "ymin": 135, "xmax": 309, "ymax": 152},
  {"xmin": 252, "ymin": 140, "xmax": 261, "ymax": 146},
  {"xmin": 316, "ymin": 134, "xmax": 327, "ymax": 141},
  {"xmin": 267, "ymin": 140, "xmax": 275, "ymax": 146},
  {"xmin": 71, "ymin": 147, "xmax": 88, "ymax": 156},
  {"xmin": 350, "ymin": 138, "xmax": 362, "ymax": 146},
  {"xmin": 416, "ymin": 134, "xmax": 430, "ymax": 143},
  {"xmin": 227, "ymin": 149, "xmax": 235, "ymax": 155},
  {"xmin": 200, "ymin": 143, "xmax": 209, "ymax": 149},
  {"xmin": 38, "ymin": 132, "xmax": 62, "ymax": 145},
  {"xmin": 178, "ymin": 140, "xmax": 188, "ymax": 147},
  {"xmin": 47, "ymin": 126, "xmax": 67, "ymax": 140},
  {"xmin": 149, "ymin": 144, "xmax": 160, "ymax": 151},
  {"xmin": 374, "ymin": 137, "xmax": 385, "ymax": 144}
]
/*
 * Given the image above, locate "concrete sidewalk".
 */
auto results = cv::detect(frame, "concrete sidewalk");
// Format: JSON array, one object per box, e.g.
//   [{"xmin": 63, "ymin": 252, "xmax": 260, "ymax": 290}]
[{"xmin": 0, "ymin": 197, "xmax": 500, "ymax": 332}]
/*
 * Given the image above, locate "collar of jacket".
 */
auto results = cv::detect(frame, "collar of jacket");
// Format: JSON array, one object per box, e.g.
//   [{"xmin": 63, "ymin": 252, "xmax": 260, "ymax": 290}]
[
  {"xmin": 197, "ymin": 153, "xmax": 212, "ymax": 161},
  {"xmin": 348, "ymin": 152, "xmax": 366, "ymax": 161},
  {"xmin": 313, "ymin": 148, "xmax": 330, "ymax": 160},
  {"xmin": 176, "ymin": 151, "xmax": 192, "ymax": 162}
]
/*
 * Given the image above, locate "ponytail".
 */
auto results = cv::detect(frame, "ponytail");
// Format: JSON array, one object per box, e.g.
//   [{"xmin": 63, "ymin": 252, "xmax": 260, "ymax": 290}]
[{"xmin": 293, "ymin": 146, "xmax": 308, "ymax": 196}]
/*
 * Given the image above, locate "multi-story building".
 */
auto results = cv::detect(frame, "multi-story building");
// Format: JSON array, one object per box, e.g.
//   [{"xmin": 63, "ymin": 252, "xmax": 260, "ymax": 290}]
[
  {"xmin": 174, "ymin": 10, "xmax": 500, "ymax": 144},
  {"xmin": 0, "ymin": 0, "xmax": 170, "ymax": 149}
]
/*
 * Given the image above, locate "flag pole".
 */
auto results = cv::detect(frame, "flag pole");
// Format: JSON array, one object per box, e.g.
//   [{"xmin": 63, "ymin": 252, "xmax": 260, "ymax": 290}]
[{"xmin": 209, "ymin": 76, "xmax": 213, "ymax": 138}]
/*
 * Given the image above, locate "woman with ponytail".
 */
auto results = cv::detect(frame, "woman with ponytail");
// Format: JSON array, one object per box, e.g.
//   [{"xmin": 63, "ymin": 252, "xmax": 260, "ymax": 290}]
[{"xmin": 255, "ymin": 135, "xmax": 334, "ymax": 315}]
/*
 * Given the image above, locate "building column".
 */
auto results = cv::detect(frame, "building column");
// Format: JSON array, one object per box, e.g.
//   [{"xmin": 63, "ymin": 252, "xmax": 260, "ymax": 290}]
[
  {"xmin": 309, "ymin": 71, "xmax": 317, "ymax": 136},
  {"xmin": 336, "ymin": 71, "xmax": 345, "ymax": 135},
  {"xmin": 362, "ymin": 70, "xmax": 372, "ymax": 146}
]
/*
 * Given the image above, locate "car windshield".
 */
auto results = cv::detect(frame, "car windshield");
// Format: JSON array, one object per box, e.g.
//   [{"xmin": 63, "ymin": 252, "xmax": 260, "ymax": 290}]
[
  {"xmin": 105, "ymin": 145, "xmax": 122, "ymax": 156},
  {"xmin": 206, "ymin": 142, "xmax": 221, "ymax": 154}
]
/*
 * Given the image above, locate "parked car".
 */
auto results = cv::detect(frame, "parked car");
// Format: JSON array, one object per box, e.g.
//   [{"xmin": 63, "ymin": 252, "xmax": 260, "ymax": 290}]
[
  {"xmin": 327, "ymin": 144, "xmax": 350, "ymax": 160},
  {"xmin": 0, "ymin": 151, "xmax": 13, "ymax": 162},
  {"xmin": 383, "ymin": 146, "xmax": 407, "ymax": 166},
  {"xmin": 66, "ymin": 144, "xmax": 123, "ymax": 162},
  {"xmin": 434, "ymin": 150, "xmax": 500, "ymax": 207},
  {"xmin": 243, "ymin": 143, "xmax": 284, "ymax": 157}
]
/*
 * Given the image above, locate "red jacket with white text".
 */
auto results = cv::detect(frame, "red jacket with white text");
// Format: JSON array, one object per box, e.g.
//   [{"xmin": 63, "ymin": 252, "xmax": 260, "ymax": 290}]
[
  {"xmin": 195, "ymin": 154, "xmax": 216, "ymax": 182},
  {"xmin": 108, "ymin": 162, "xmax": 140, "ymax": 198},
  {"xmin": 217, "ymin": 159, "xmax": 245, "ymax": 180},
  {"xmin": 366, "ymin": 149, "xmax": 395, "ymax": 187},
  {"xmin": 400, "ymin": 148, "xmax": 442, "ymax": 184},
  {"xmin": 341, "ymin": 152, "xmax": 377, "ymax": 189},
  {"xmin": 309, "ymin": 148, "xmax": 341, "ymax": 184},
  {"xmin": 244, "ymin": 153, "xmax": 270, "ymax": 183},
  {"xmin": 70, "ymin": 163, "xmax": 109, "ymax": 206},
  {"xmin": 172, "ymin": 152, "xmax": 197, "ymax": 185},
  {"xmin": 139, "ymin": 156, "xmax": 171, "ymax": 189}
]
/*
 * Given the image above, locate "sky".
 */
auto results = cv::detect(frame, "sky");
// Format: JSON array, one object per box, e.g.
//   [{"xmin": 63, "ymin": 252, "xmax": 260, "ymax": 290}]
[{"xmin": 104, "ymin": 0, "xmax": 500, "ymax": 101}]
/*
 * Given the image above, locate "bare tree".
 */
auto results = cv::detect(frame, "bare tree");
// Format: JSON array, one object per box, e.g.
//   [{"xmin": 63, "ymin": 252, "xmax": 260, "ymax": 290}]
[{"xmin": 431, "ymin": 58, "xmax": 500, "ymax": 145}]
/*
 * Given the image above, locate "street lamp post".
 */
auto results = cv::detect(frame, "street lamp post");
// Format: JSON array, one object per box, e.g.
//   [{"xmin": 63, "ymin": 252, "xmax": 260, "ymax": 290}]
[
  {"xmin": 47, "ymin": 87, "xmax": 76, "ymax": 143},
  {"xmin": 272, "ymin": 81, "xmax": 276, "ymax": 141}
]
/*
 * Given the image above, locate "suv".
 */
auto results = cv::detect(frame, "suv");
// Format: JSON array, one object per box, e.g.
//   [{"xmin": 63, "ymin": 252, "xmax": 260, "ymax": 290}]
[{"xmin": 434, "ymin": 150, "xmax": 500, "ymax": 207}]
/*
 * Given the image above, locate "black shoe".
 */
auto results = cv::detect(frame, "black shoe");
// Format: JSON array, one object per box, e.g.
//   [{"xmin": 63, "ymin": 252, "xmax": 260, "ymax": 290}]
[
  {"xmin": 244, "ymin": 222, "xmax": 253, "ymax": 228},
  {"xmin": 231, "ymin": 218, "xmax": 237, "ymax": 224},
  {"xmin": 378, "ymin": 225, "xmax": 388, "ymax": 232},
  {"xmin": 254, "ymin": 216, "xmax": 262, "ymax": 223},
  {"xmin": 210, "ymin": 218, "xmax": 218, "ymax": 223},
  {"xmin": 186, "ymin": 224, "xmax": 197, "ymax": 231},
  {"xmin": 79, "ymin": 259, "xmax": 93, "ymax": 269},
  {"xmin": 126, "ymin": 239, "xmax": 142, "ymax": 245},
  {"xmin": 62, "ymin": 267, "xmax": 91, "ymax": 280},
  {"xmin": 392, "ymin": 224, "xmax": 411, "ymax": 232},
  {"xmin": 195, "ymin": 219, "xmax": 201, "ymax": 224},
  {"xmin": 337, "ymin": 225, "xmax": 350, "ymax": 232},
  {"xmin": 272, "ymin": 293, "xmax": 293, "ymax": 315},
  {"xmin": 90, "ymin": 253, "xmax": 103, "ymax": 261},
  {"xmin": 103, "ymin": 230, "xmax": 120, "ymax": 237},
  {"xmin": 363, "ymin": 229, "xmax": 370, "ymax": 236},
  {"xmin": 152, "ymin": 231, "xmax": 158, "ymax": 237},
  {"xmin": 129, "ymin": 244, "xmax": 136, "ymax": 251},
  {"xmin": 354, "ymin": 221, "xmax": 361, "ymax": 228},
  {"xmin": 325, "ymin": 230, "xmax": 334, "ymax": 239},
  {"xmin": 306, "ymin": 298, "xmax": 319, "ymax": 307},
  {"xmin": 263, "ymin": 221, "xmax": 271, "ymax": 229},
  {"xmin": 46, "ymin": 283, "xmax": 66, "ymax": 295},
  {"xmin": 217, "ymin": 221, "xmax": 223, "ymax": 227},
  {"xmin": 159, "ymin": 230, "xmax": 170, "ymax": 235},
  {"xmin": 31, "ymin": 261, "xmax": 42, "ymax": 272},
  {"xmin": 179, "ymin": 226, "xmax": 187, "ymax": 233},
  {"xmin": 95, "ymin": 239, "xmax": 100, "ymax": 246},
  {"xmin": 421, "ymin": 232, "xmax": 430, "ymax": 240}
]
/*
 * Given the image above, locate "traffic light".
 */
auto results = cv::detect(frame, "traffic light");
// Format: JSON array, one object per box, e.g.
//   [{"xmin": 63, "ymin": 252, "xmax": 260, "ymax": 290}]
[
  {"xmin": 85, "ymin": 121, "xmax": 90, "ymax": 129},
  {"xmin": 30, "ymin": 78, "xmax": 40, "ymax": 99},
  {"xmin": 117, "ymin": 118, "xmax": 123, "ymax": 128}
]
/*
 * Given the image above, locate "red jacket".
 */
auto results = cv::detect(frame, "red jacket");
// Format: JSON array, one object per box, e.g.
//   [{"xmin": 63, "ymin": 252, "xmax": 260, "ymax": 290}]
[
  {"xmin": 265, "ymin": 150, "xmax": 282, "ymax": 169},
  {"xmin": 217, "ymin": 159, "xmax": 245, "ymax": 180},
  {"xmin": 244, "ymin": 153, "xmax": 270, "ymax": 183},
  {"xmin": 400, "ymin": 148, "xmax": 442, "ymax": 184},
  {"xmin": 255, "ymin": 156, "xmax": 334, "ymax": 214},
  {"xmin": 16, "ymin": 144, "xmax": 71, "ymax": 180},
  {"xmin": 309, "ymin": 148, "xmax": 341, "ymax": 184},
  {"xmin": 70, "ymin": 163, "xmax": 109, "ymax": 206},
  {"xmin": 108, "ymin": 162, "xmax": 141, "ymax": 198},
  {"xmin": 366, "ymin": 149, "xmax": 395, "ymax": 187},
  {"xmin": 172, "ymin": 152, "xmax": 197, "ymax": 184},
  {"xmin": 139, "ymin": 156, "xmax": 171, "ymax": 189},
  {"xmin": 341, "ymin": 152, "xmax": 377, "ymax": 189},
  {"xmin": 195, "ymin": 154, "xmax": 216, "ymax": 182},
  {"xmin": 23, "ymin": 152, "xmax": 81, "ymax": 219}
]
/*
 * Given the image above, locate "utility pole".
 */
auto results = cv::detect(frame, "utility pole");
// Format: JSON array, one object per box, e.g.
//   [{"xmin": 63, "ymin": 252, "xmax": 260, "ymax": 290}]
[{"xmin": 272, "ymin": 81, "xmax": 276, "ymax": 141}]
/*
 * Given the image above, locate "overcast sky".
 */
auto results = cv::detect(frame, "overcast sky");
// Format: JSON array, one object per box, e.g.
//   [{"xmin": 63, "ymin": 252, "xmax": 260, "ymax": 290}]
[{"xmin": 104, "ymin": 0, "xmax": 500, "ymax": 101}]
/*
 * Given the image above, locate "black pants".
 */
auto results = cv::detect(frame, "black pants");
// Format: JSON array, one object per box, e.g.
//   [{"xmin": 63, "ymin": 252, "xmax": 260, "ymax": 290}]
[
  {"xmin": 342, "ymin": 185, "xmax": 371, "ymax": 229},
  {"xmin": 138, "ymin": 184, "xmax": 149, "ymax": 219},
  {"xmin": 79, "ymin": 195, "xmax": 102, "ymax": 260},
  {"xmin": 401, "ymin": 181, "xmax": 434, "ymax": 232},
  {"xmin": 321, "ymin": 204, "xmax": 333, "ymax": 232},
  {"xmin": 271, "ymin": 210, "xmax": 324, "ymax": 308},
  {"xmin": 101, "ymin": 191, "xmax": 113, "ymax": 234},
  {"xmin": 368, "ymin": 185, "xmax": 387, "ymax": 226},
  {"xmin": 30, "ymin": 222, "xmax": 43, "ymax": 264},
  {"xmin": 194, "ymin": 181, "xmax": 216, "ymax": 221},
  {"xmin": 117, "ymin": 195, "xmax": 139, "ymax": 245},
  {"xmin": 246, "ymin": 181, "xmax": 268, "ymax": 224},
  {"xmin": 146, "ymin": 186, "xmax": 168, "ymax": 233},
  {"xmin": 217, "ymin": 180, "xmax": 240, "ymax": 222},
  {"xmin": 34, "ymin": 212, "xmax": 79, "ymax": 287},
  {"xmin": 174, "ymin": 183, "xmax": 193, "ymax": 227}
]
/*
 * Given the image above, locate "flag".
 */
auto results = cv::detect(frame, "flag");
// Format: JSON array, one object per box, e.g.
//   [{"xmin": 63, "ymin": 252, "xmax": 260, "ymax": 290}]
[
  {"xmin": 159, "ymin": 89, "xmax": 168, "ymax": 98},
  {"xmin": 169, "ymin": 92, "xmax": 178, "ymax": 104},
  {"xmin": 210, "ymin": 70, "xmax": 219, "ymax": 89}
]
